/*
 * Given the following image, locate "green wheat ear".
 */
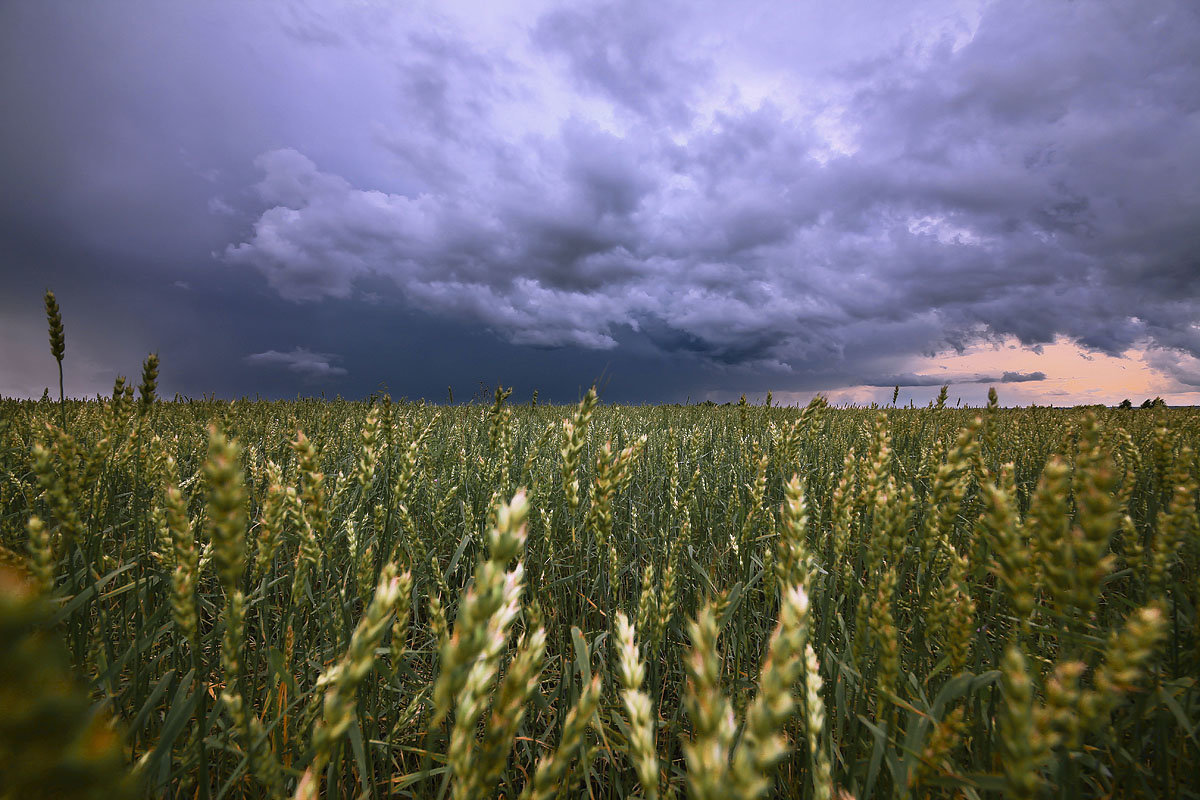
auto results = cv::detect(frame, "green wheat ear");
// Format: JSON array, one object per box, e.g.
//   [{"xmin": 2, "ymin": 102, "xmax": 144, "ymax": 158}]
[
  {"xmin": 42, "ymin": 290, "xmax": 65, "ymax": 363},
  {"xmin": 43, "ymin": 290, "xmax": 66, "ymax": 424},
  {"xmin": 138, "ymin": 352, "xmax": 159, "ymax": 413}
]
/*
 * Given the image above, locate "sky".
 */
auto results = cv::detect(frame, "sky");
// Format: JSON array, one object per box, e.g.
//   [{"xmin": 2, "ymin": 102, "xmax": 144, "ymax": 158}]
[{"xmin": 1, "ymin": 0, "xmax": 1198, "ymax": 406}]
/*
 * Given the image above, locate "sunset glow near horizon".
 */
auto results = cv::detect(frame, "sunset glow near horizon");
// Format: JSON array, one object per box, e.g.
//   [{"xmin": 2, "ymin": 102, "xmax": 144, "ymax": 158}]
[
  {"xmin": 2, "ymin": 1, "xmax": 1198, "ymax": 405},
  {"xmin": 809, "ymin": 337, "xmax": 1200, "ymax": 408}
]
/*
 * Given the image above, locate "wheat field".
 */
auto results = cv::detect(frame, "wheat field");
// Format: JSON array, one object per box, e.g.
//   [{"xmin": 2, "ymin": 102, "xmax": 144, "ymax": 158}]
[{"xmin": 1, "ymin": 303, "xmax": 1198, "ymax": 799}]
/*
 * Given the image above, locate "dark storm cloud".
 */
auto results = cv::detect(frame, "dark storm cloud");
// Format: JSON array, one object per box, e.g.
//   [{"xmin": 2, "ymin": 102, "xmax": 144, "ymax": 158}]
[
  {"xmin": 3, "ymin": 0, "xmax": 1199, "ymax": 401},
  {"xmin": 863, "ymin": 370, "xmax": 1045, "ymax": 387},
  {"xmin": 220, "ymin": 0, "xmax": 1200, "ymax": 395},
  {"xmin": 1144, "ymin": 350, "xmax": 1200, "ymax": 388},
  {"xmin": 1001, "ymin": 371, "xmax": 1045, "ymax": 383}
]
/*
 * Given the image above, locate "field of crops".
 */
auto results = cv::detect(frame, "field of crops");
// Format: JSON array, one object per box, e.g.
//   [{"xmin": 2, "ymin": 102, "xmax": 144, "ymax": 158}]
[{"xmin": 2, "ymin": 367, "xmax": 1199, "ymax": 798}]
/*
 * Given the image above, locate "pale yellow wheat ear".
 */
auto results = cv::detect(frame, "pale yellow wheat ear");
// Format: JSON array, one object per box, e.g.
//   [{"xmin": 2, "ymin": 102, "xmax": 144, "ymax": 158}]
[
  {"xmin": 999, "ymin": 644, "xmax": 1040, "ymax": 800},
  {"xmin": 295, "ymin": 565, "xmax": 403, "ymax": 800},
  {"xmin": 518, "ymin": 674, "xmax": 603, "ymax": 800},
  {"xmin": 1089, "ymin": 602, "xmax": 1167, "ymax": 721},
  {"xmin": 730, "ymin": 584, "xmax": 811, "ymax": 800},
  {"xmin": 352, "ymin": 405, "xmax": 382, "ymax": 491},
  {"xmin": 446, "ymin": 508, "xmax": 529, "ymax": 800},
  {"xmin": 616, "ymin": 611, "xmax": 658, "ymax": 800},
  {"xmin": 682, "ymin": 600, "xmax": 736, "ymax": 800},
  {"xmin": 560, "ymin": 386, "xmax": 598, "ymax": 516},
  {"xmin": 982, "ymin": 464, "xmax": 1034, "ymax": 632},
  {"xmin": 457, "ymin": 624, "xmax": 546, "ymax": 800},
  {"xmin": 587, "ymin": 435, "xmax": 647, "ymax": 578},
  {"xmin": 803, "ymin": 642, "xmax": 832, "ymax": 800},
  {"xmin": 432, "ymin": 490, "xmax": 529, "ymax": 727},
  {"xmin": 777, "ymin": 474, "xmax": 809, "ymax": 589},
  {"xmin": 654, "ymin": 530, "xmax": 682, "ymax": 650},
  {"xmin": 636, "ymin": 560, "xmax": 657, "ymax": 638}
]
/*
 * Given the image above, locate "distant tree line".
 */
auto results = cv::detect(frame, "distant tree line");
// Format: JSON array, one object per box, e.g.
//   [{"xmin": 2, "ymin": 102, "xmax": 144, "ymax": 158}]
[{"xmin": 1117, "ymin": 397, "xmax": 1168, "ymax": 409}]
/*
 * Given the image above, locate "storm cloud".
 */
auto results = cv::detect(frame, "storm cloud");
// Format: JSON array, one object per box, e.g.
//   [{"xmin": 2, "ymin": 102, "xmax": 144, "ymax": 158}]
[
  {"xmin": 864, "ymin": 370, "xmax": 1045, "ymax": 388},
  {"xmin": 2, "ymin": 0, "xmax": 1198, "ymax": 403}
]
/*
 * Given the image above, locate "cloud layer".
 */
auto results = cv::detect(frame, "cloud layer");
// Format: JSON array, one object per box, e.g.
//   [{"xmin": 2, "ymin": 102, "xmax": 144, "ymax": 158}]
[
  {"xmin": 223, "ymin": 0, "xmax": 1200, "ymax": 391},
  {"xmin": 3, "ymin": 0, "xmax": 1199, "ymax": 402}
]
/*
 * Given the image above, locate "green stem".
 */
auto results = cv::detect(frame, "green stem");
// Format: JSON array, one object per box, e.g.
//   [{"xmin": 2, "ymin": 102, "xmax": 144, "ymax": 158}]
[
  {"xmin": 57, "ymin": 357, "xmax": 65, "ymax": 429},
  {"xmin": 193, "ymin": 631, "xmax": 211, "ymax": 800}
]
